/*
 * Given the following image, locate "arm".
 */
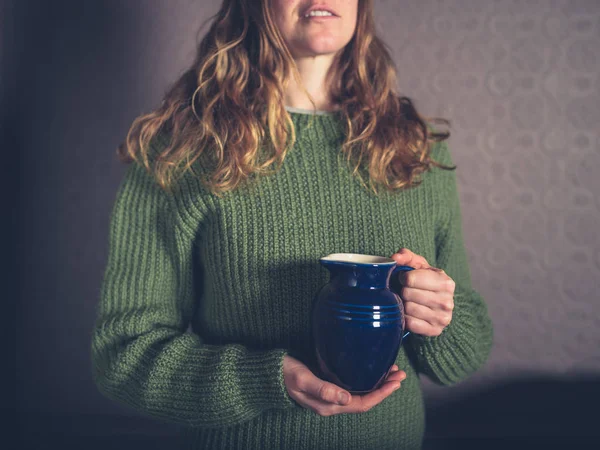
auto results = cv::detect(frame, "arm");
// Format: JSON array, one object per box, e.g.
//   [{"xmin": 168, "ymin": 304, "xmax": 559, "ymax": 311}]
[
  {"xmin": 406, "ymin": 142, "xmax": 494, "ymax": 385},
  {"xmin": 91, "ymin": 161, "xmax": 295, "ymax": 428}
]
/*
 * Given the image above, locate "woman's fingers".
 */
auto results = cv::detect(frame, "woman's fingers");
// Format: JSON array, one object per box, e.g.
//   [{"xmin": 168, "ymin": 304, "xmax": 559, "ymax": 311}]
[
  {"xmin": 404, "ymin": 302, "xmax": 452, "ymax": 328},
  {"xmin": 398, "ymin": 268, "xmax": 453, "ymax": 293},
  {"xmin": 298, "ymin": 374, "xmax": 352, "ymax": 405},
  {"xmin": 386, "ymin": 367, "xmax": 406, "ymax": 383},
  {"xmin": 283, "ymin": 356, "xmax": 351, "ymax": 406},
  {"xmin": 301, "ymin": 372, "xmax": 407, "ymax": 416},
  {"xmin": 283, "ymin": 355, "xmax": 408, "ymax": 417},
  {"xmin": 348, "ymin": 378, "xmax": 403, "ymax": 413},
  {"xmin": 293, "ymin": 390, "xmax": 342, "ymax": 417},
  {"xmin": 401, "ymin": 287, "xmax": 455, "ymax": 313},
  {"xmin": 391, "ymin": 248, "xmax": 431, "ymax": 270},
  {"xmin": 405, "ymin": 315, "xmax": 443, "ymax": 337},
  {"xmin": 400, "ymin": 286, "xmax": 439, "ymax": 307}
]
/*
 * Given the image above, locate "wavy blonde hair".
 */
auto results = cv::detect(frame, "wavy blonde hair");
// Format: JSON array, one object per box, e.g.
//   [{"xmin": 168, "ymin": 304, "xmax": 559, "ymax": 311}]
[{"xmin": 118, "ymin": 0, "xmax": 451, "ymax": 195}]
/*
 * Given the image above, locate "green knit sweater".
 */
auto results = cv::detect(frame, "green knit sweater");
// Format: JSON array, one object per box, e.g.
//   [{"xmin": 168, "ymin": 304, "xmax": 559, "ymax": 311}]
[{"xmin": 92, "ymin": 109, "xmax": 493, "ymax": 449}]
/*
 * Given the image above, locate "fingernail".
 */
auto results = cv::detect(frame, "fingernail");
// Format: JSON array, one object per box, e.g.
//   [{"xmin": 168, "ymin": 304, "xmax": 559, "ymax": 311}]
[
  {"xmin": 393, "ymin": 383, "xmax": 401, "ymax": 391},
  {"xmin": 338, "ymin": 392, "xmax": 350, "ymax": 405}
]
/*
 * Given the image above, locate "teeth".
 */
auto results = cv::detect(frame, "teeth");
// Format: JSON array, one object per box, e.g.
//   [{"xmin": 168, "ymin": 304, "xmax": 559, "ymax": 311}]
[{"xmin": 305, "ymin": 10, "xmax": 333, "ymax": 17}]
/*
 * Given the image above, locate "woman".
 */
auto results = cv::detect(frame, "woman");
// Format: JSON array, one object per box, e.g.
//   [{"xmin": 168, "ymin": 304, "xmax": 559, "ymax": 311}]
[{"xmin": 91, "ymin": 0, "xmax": 493, "ymax": 448}]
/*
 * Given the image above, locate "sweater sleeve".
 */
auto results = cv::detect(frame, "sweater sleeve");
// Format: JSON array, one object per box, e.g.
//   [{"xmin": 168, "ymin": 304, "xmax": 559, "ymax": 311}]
[
  {"xmin": 91, "ymin": 160, "xmax": 295, "ymax": 428},
  {"xmin": 407, "ymin": 142, "xmax": 494, "ymax": 385}
]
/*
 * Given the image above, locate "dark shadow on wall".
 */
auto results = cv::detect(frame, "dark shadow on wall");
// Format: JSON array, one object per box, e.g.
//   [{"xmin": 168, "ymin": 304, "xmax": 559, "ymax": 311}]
[
  {"xmin": 424, "ymin": 375, "xmax": 600, "ymax": 449},
  {"xmin": 13, "ymin": 0, "xmax": 149, "ymax": 418},
  {"xmin": 15, "ymin": 376, "xmax": 600, "ymax": 449}
]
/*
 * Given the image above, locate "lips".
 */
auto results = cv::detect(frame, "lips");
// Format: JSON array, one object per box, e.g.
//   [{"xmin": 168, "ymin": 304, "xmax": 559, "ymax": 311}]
[{"xmin": 302, "ymin": 4, "xmax": 339, "ymax": 18}]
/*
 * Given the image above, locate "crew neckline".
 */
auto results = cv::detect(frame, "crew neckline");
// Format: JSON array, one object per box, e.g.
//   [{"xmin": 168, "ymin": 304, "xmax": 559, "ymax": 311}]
[{"xmin": 285, "ymin": 105, "xmax": 337, "ymax": 116}]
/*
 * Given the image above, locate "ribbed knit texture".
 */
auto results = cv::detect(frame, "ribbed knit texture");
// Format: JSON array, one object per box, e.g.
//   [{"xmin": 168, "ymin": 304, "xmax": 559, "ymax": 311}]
[{"xmin": 92, "ymin": 110, "xmax": 493, "ymax": 450}]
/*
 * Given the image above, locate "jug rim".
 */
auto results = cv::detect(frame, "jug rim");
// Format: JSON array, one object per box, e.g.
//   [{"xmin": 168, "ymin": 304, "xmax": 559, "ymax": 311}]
[{"xmin": 320, "ymin": 253, "xmax": 396, "ymax": 266}]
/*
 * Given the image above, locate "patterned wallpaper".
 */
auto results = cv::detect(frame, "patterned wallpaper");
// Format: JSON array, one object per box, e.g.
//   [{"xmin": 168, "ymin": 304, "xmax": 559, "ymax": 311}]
[{"xmin": 372, "ymin": 0, "xmax": 600, "ymax": 401}]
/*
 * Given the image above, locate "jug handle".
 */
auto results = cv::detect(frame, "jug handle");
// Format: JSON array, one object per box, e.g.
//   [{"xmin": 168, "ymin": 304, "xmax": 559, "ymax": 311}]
[{"xmin": 391, "ymin": 265, "xmax": 414, "ymax": 339}]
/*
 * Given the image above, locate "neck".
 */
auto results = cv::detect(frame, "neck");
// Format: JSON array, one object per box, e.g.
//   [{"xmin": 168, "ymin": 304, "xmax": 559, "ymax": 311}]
[{"xmin": 284, "ymin": 54, "xmax": 338, "ymax": 112}]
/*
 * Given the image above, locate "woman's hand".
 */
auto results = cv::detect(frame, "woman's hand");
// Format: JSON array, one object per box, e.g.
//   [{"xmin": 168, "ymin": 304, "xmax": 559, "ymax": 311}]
[
  {"xmin": 391, "ymin": 248, "xmax": 455, "ymax": 337},
  {"xmin": 283, "ymin": 355, "xmax": 406, "ymax": 417}
]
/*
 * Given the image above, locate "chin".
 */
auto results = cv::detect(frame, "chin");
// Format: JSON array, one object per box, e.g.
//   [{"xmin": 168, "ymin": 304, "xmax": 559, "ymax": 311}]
[{"xmin": 297, "ymin": 40, "xmax": 349, "ymax": 57}]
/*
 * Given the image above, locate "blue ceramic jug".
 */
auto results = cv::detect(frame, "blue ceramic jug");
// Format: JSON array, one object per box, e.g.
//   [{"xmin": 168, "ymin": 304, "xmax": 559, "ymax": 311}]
[{"xmin": 312, "ymin": 253, "xmax": 414, "ymax": 393}]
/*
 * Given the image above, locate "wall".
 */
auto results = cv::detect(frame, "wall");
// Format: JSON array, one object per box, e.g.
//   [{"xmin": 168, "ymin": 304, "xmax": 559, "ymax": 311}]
[
  {"xmin": 375, "ymin": 0, "xmax": 600, "ymax": 401},
  {"xmin": 12, "ymin": 0, "xmax": 600, "ymax": 444}
]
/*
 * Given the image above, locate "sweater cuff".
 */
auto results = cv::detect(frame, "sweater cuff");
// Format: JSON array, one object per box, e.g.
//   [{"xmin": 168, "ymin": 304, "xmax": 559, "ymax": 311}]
[
  {"xmin": 407, "ymin": 293, "xmax": 490, "ymax": 384},
  {"xmin": 239, "ymin": 349, "xmax": 296, "ymax": 410},
  {"xmin": 410, "ymin": 319, "xmax": 477, "ymax": 363}
]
